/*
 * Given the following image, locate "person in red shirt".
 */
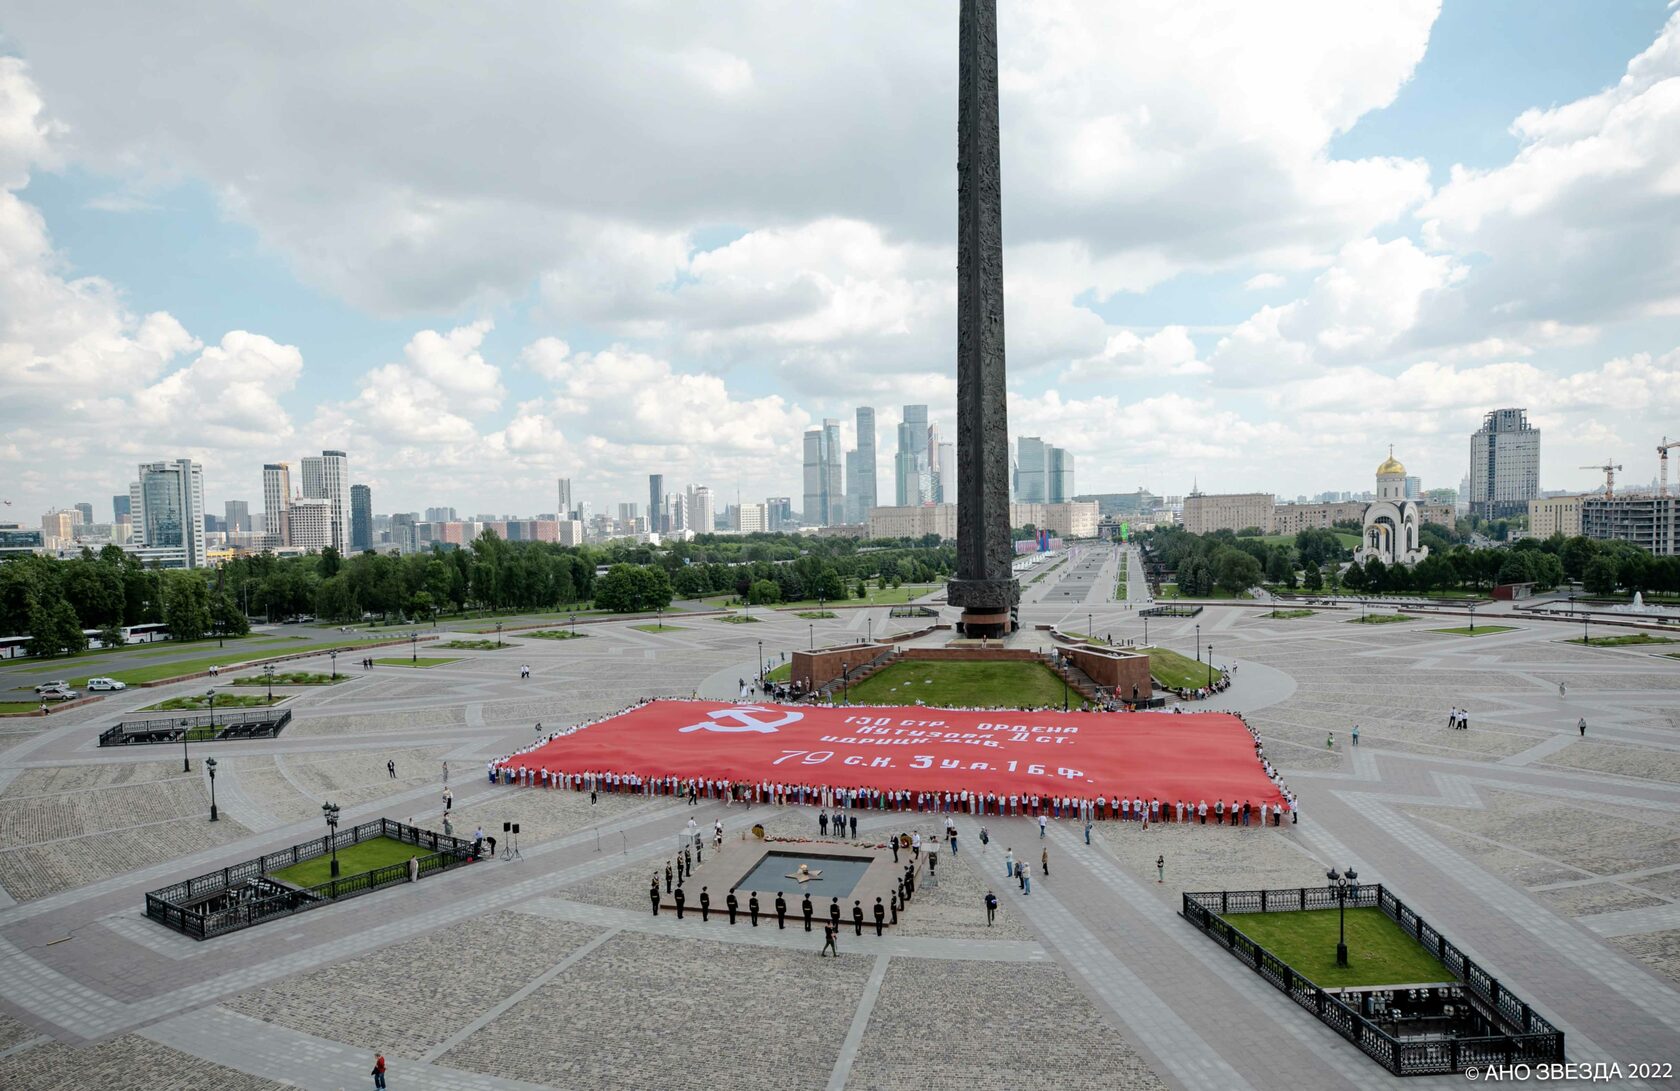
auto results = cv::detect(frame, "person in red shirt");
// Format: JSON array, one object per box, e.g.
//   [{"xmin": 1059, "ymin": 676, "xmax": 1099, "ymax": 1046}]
[{"xmin": 372, "ymin": 1050, "xmax": 387, "ymax": 1089}]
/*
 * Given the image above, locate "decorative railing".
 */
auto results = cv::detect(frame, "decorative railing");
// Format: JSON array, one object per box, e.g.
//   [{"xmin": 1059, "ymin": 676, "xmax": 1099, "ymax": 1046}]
[
  {"xmin": 1181, "ymin": 884, "xmax": 1563, "ymax": 1076},
  {"xmin": 99, "ymin": 709, "xmax": 292, "ymax": 747},
  {"xmin": 1140, "ymin": 604, "xmax": 1202, "ymax": 617},
  {"xmin": 145, "ymin": 818, "xmax": 474, "ymax": 940}
]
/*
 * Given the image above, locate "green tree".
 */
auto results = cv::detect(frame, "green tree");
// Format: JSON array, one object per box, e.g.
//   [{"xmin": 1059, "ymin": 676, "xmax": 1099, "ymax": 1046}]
[
  {"xmin": 1302, "ymin": 563, "xmax": 1324, "ymax": 591},
  {"xmin": 1213, "ymin": 548, "xmax": 1262, "ymax": 595},
  {"xmin": 211, "ymin": 591, "xmax": 251, "ymax": 637},
  {"xmin": 748, "ymin": 579, "xmax": 781, "ymax": 605},
  {"xmin": 1582, "ymin": 555, "xmax": 1619, "ymax": 595},
  {"xmin": 163, "ymin": 572, "xmax": 212, "ymax": 642},
  {"xmin": 28, "ymin": 599, "xmax": 87, "ymax": 658},
  {"xmin": 1264, "ymin": 547, "xmax": 1292, "ymax": 585}
]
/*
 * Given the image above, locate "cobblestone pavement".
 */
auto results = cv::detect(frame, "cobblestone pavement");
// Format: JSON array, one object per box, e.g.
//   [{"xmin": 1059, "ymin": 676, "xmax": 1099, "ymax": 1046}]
[{"xmin": 1, "ymin": 605, "xmax": 1679, "ymax": 1089}]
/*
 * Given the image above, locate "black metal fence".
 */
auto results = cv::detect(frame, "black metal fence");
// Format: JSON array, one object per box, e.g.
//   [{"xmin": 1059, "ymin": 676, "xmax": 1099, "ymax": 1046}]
[
  {"xmin": 145, "ymin": 818, "xmax": 474, "ymax": 940},
  {"xmin": 99, "ymin": 708, "xmax": 292, "ymax": 747},
  {"xmin": 1140, "ymin": 605, "xmax": 1202, "ymax": 617},
  {"xmin": 1181, "ymin": 885, "xmax": 1564, "ymax": 1076}
]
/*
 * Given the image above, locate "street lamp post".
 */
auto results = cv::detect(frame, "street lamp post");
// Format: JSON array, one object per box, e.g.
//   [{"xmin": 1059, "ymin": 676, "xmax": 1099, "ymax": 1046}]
[
  {"xmin": 1088, "ymin": 612, "xmax": 1093, "ymax": 642},
  {"xmin": 1143, "ymin": 614, "xmax": 1149, "ymax": 646},
  {"xmin": 323, "ymin": 801, "xmax": 341, "ymax": 878},
  {"xmin": 841, "ymin": 661, "xmax": 850, "ymax": 704},
  {"xmin": 757, "ymin": 640, "xmax": 764, "ymax": 681},
  {"xmin": 1327, "ymin": 866, "xmax": 1358, "ymax": 966},
  {"xmin": 1468, "ymin": 602, "xmax": 1476, "ymax": 634},
  {"xmin": 206, "ymin": 757, "xmax": 219, "ymax": 822},
  {"xmin": 809, "ymin": 623, "xmax": 814, "ymax": 650},
  {"xmin": 1195, "ymin": 622, "xmax": 1201, "ymax": 662},
  {"xmin": 205, "ymin": 688, "xmax": 216, "ymax": 729},
  {"xmin": 264, "ymin": 663, "xmax": 275, "ymax": 702},
  {"xmin": 411, "ymin": 630, "xmax": 418, "ymax": 664},
  {"xmin": 570, "ymin": 612, "xmax": 577, "ymax": 637},
  {"xmin": 1207, "ymin": 643, "xmax": 1213, "ymax": 688},
  {"xmin": 867, "ymin": 617, "xmax": 873, "ymax": 643},
  {"xmin": 496, "ymin": 622, "xmax": 503, "ymax": 648},
  {"xmin": 330, "ymin": 649, "xmax": 338, "ymax": 680},
  {"xmin": 180, "ymin": 718, "xmax": 191, "ymax": 773}
]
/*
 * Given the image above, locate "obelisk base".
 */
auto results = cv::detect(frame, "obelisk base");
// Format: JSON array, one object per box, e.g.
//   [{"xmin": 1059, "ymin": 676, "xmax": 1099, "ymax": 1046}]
[{"xmin": 947, "ymin": 577, "xmax": 1019, "ymax": 638}]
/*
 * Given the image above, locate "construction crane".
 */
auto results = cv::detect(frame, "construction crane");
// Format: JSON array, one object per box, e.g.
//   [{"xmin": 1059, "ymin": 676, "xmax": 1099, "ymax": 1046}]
[
  {"xmin": 1581, "ymin": 462, "xmax": 1624, "ymax": 498},
  {"xmin": 1660, "ymin": 437, "xmax": 1680, "ymax": 497}
]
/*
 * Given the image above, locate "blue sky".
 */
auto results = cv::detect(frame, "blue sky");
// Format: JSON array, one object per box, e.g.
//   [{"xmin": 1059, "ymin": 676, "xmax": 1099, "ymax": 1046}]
[{"xmin": 2, "ymin": 1, "xmax": 1678, "ymax": 520}]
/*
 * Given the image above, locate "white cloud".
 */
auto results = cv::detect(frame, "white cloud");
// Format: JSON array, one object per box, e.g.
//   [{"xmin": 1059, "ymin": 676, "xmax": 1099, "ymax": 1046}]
[
  {"xmin": 1060, "ymin": 326, "xmax": 1207, "ymax": 384},
  {"xmin": 1243, "ymin": 273, "xmax": 1286, "ymax": 291}
]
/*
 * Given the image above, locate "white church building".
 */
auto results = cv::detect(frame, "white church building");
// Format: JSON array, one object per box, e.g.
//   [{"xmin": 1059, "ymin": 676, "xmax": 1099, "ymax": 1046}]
[{"xmin": 1355, "ymin": 449, "xmax": 1429, "ymax": 568}]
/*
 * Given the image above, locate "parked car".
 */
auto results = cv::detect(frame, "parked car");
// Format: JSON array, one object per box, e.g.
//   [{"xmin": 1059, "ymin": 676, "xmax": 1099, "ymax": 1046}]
[
  {"xmin": 34, "ymin": 680, "xmax": 70, "ymax": 695},
  {"xmin": 38, "ymin": 685, "xmax": 78, "ymax": 701},
  {"xmin": 86, "ymin": 677, "xmax": 127, "ymax": 692}
]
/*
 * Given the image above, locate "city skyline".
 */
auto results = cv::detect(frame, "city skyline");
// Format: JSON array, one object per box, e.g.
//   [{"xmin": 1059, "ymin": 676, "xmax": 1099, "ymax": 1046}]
[{"xmin": 2, "ymin": 4, "xmax": 1678, "ymax": 517}]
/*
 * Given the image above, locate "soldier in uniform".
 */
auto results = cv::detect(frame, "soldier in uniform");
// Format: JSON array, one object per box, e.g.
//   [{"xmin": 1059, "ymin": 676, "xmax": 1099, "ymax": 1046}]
[
  {"xmin": 872, "ymin": 897, "xmax": 885, "ymax": 935},
  {"xmin": 821, "ymin": 922, "xmax": 838, "ymax": 958},
  {"xmin": 889, "ymin": 891, "xmax": 899, "ymax": 925},
  {"xmin": 665, "ymin": 862, "xmax": 673, "ymax": 894},
  {"xmin": 699, "ymin": 886, "xmax": 711, "ymax": 922},
  {"xmin": 802, "ymin": 893, "xmax": 814, "ymax": 932},
  {"xmin": 674, "ymin": 885, "xmax": 685, "ymax": 919},
  {"xmin": 828, "ymin": 896, "xmax": 841, "ymax": 935},
  {"xmin": 650, "ymin": 877, "xmax": 660, "ymax": 916},
  {"xmin": 851, "ymin": 899, "xmax": 865, "ymax": 937},
  {"xmin": 748, "ymin": 891, "xmax": 760, "ymax": 927},
  {"xmin": 726, "ymin": 890, "xmax": 739, "ymax": 925},
  {"xmin": 775, "ymin": 893, "xmax": 787, "ymax": 929}
]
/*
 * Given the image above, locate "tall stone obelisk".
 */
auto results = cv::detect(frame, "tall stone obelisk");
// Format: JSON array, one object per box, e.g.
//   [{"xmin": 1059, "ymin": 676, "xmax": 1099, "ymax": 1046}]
[{"xmin": 946, "ymin": 0, "xmax": 1019, "ymax": 638}]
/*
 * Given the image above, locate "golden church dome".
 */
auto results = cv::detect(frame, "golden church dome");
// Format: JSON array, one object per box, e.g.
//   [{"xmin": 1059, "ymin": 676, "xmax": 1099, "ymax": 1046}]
[{"xmin": 1376, "ymin": 447, "xmax": 1405, "ymax": 477}]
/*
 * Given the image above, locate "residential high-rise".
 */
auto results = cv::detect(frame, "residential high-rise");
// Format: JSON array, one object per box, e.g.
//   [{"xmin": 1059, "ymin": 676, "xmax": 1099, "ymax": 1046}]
[
  {"xmin": 1470, "ymin": 408, "xmax": 1541, "ymax": 520},
  {"xmin": 737, "ymin": 503, "xmax": 769, "ymax": 533},
  {"xmin": 617, "ymin": 502, "xmax": 639, "ymax": 528},
  {"xmin": 1015, "ymin": 437, "xmax": 1047, "ymax": 502},
  {"xmin": 350, "ymin": 484, "xmax": 372, "ymax": 551},
  {"xmin": 895, "ymin": 405, "xmax": 931, "ymax": 506},
  {"xmin": 688, "ymin": 486, "xmax": 715, "ymax": 535},
  {"xmin": 937, "ymin": 442, "xmax": 957, "ymax": 503},
  {"xmin": 1047, "ymin": 447, "xmax": 1073, "ymax": 503},
  {"xmin": 224, "ymin": 500, "xmax": 251, "ymax": 534},
  {"xmin": 391, "ymin": 512, "xmax": 417, "ymax": 553},
  {"xmin": 844, "ymin": 407, "xmax": 877, "ymax": 524},
  {"xmin": 132, "ymin": 459, "xmax": 207, "ymax": 567},
  {"xmin": 263, "ymin": 463, "xmax": 292, "ymax": 545},
  {"xmin": 557, "ymin": 478, "xmax": 573, "ymax": 519},
  {"xmin": 112, "ymin": 494, "xmax": 131, "ymax": 523},
  {"xmin": 648, "ymin": 474, "xmax": 665, "ymax": 534},
  {"xmin": 288, "ymin": 497, "xmax": 333, "ymax": 552},
  {"xmin": 41, "ymin": 509, "xmax": 77, "ymax": 543},
  {"xmin": 665, "ymin": 491, "xmax": 688, "ymax": 534},
  {"xmin": 301, "ymin": 450, "xmax": 349, "ymax": 552},
  {"xmin": 74, "ymin": 502, "xmax": 93, "ymax": 526},
  {"xmin": 766, "ymin": 496, "xmax": 793, "ymax": 532},
  {"xmin": 424, "ymin": 506, "xmax": 457, "ymax": 523}
]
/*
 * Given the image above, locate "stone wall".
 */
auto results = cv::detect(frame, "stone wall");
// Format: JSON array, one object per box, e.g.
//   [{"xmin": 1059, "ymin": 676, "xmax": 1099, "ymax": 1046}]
[
  {"xmin": 1060, "ymin": 643, "xmax": 1153, "ymax": 699},
  {"xmin": 790, "ymin": 643, "xmax": 892, "ymax": 691}
]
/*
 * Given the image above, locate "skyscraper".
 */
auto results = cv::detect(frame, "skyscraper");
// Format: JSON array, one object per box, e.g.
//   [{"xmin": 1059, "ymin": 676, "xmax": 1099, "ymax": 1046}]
[
  {"xmin": 300, "ymin": 450, "xmax": 349, "ymax": 552},
  {"xmin": 937, "ymin": 442, "xmax": 957, "ymax": 503},
  {"xmin": 133, "ymin": 459, "xmax": 207, "ymax": 568},
  {"xmin": 224, "ymin": 500, "xmax": 251, "ymax": 534},
  {"xmin": 802, "ymin": 422, "xmax": 844, "ymax": 525},
  {"xmin": 263, "ymin": 463, "xmax": 292, "ymax": 545},
  {"xmin": 648, "ymin": 474, "xmax": 665, "ymax": 534},
  {"xmin": 766, "ymin": 496, "xmax": 793, "ymax": 532},
  {"xmin": 845, "ymin": 407, "xmax": 877, "ymax": 523},
  {"xmin": 1047, "ymin": 447, "xmax": 1074, "ymax": 503},
  {"xmin": 1014, "ymin": 437, "xmax": 1047, "ymax": 502},
  {"xmin": 823, "ymin": 419, "xmax": 843, "ymax": 524},
  {"xmin": 74, "ymin": 502, "xmax": 93, "ymax": 526},
  {"xmin": 112, "ymin": 494, "xmax": 131, "ymax": 522},
  {"xmin": 350, "ymin": 484, "xmax": 372, "ymax": 551},
  {"xmin": 557, "ymin": 478, "xmax": 573, "ymax": 519},
  {"xmin": 288, "ymin": 497, "xmax": 333, "ymax": 552},
  {"xmin": 896, "ymin": 405, "xmax": 931, "ymax": 506},
  {"xmin": 1470, "ymin": 408, "xmax": 1541, "ymax": 520},
  {"xmin": 689, "ymin": 486, "xmax": 715, "ymax": 535}
]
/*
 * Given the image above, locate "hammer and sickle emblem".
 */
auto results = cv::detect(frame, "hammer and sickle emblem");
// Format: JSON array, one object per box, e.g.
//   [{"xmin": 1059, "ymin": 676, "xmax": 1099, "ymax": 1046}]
[{"xmin": 678, "ymin": 706, "xmax": 803, "ymax": 734}]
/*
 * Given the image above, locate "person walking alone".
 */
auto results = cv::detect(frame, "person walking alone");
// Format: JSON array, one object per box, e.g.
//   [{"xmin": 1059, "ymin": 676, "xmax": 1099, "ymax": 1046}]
[
  {"xmin": 821, "ymin": 922, "xmax": 838, "ymax": 958},
  {"xmin": 371, "ymin": 1051, "xmax": 387, "ymax": 1090},
  {"xmin": 1579, "ymin": 717, "xmax": 1587, "ymax": 737}
]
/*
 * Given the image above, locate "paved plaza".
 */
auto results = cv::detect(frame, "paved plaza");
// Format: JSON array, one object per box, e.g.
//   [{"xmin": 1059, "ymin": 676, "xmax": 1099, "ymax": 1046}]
[{"xmin": 2, "ymin": 568, "xmax": 1679, "ymax": 1089}]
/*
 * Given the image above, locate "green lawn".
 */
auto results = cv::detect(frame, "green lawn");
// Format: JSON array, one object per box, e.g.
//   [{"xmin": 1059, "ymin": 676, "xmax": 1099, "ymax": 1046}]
[
  {"xmin": 268, "ymin": 836, "xmax": 428, "ymax": 889},
  {"xmin": 435, "ymin": 639, "xmax": 513, "ymax": 650},
  {"xmin": 1263, "ymin": 609, "xmax": 1316, "ymax": 619},
  {"xmin": 231, "ymin": 672, "xmax": 342, "ymax": 686},
  {"xmin": 1139, "ymin": 646, "xmax": 1215, "ymax": 690},
  {"xmin": 142, "ymin": 693, "xmax": 285, "ymax": 712},
  {"xmin": 630, "ymin": 623, "xmax": 684, "ymax": 633},
  {"xmin": 843, "ymin": 659, "xmax": 1089, "ymax": 709},
  {"xmin": 1349, "ymin": 614, "xmax": 1413, "ymax": 624},
  {"xmin": 716, "ymin": 615, "xmax": 762, "ymax": 624},
  {"xmin": 1222, "ymin": 907, "xmax": 1451, "ymax": 988},
  {"xmin": 524, "ymin": 629, "xmax": 584, "ymax": 640},
  {"xmin": 1569, "ymin": 633, "xmax": 1679, "ymax": 647},
  {"xmin": 371, "ymin": 657, "xmax": 462, "ymax": 668},
  {"xmin": 795, "ymin": 611, "xmax": 838, "ymax": 619},
  {"xmin": 1431, "ymin": 625, "xmax": 1516, "ymax": 636},
  {"xmin": 765, "ymin": 663, "xmax": 792, "ymax": 683},
  {"xmin": 1159, "ymin": 583, "xmax": 1250, "ymax": 600},
  {"xmin": 42, "ymin": 636, "xmax": 444, "ymax": 689},
  {"xmin": 0, "ymin": 701, "xmax": 44, "ymax": 714}
]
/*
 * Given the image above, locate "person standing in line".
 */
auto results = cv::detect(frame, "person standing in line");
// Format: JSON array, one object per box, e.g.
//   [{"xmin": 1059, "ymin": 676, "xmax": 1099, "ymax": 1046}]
[
  {"xmin": 890, "ymin": 836, "xmax": 899, "ymax": 863},
  {"xmin": 821, "ymin": 922, "xmax": 838, "ymax": 958},
  {"xmin": 873, "ymin": 897, "xmax": 885, "ymax": 936},
  {"xmin": 984, "ymin": 890, "xmax": 997, "ymax": 925},
  {"xmin": 849, "ymin": 814, "xmax": 857, "ymax": 839},
  {"xmin": 650, "ymin": 878, "xmax": 661, "ymax": 916},
  {"xmin": 372, "ymin": 1050, "xmax": 387, "ymax": 1090},
  {"xmin": 1005, "ymin": 847, "xmax": 1015, "ymax": 879},
  {"xmin": 700, "ymin": 887, "xmax": 711, "ymax": 923},
  {"xmin": 889, "ymin": 891, "xmax": 899, "ymax": 925},
  {"xmin": 748, "ymin": 892, "xmax": 760, "ymax": 927},
  {"xmin": 775, "ymin": 893, "xmax": 787, "ymax": 930},
  {"xmin": 803, "ymin": 893, "xmax": 814, "ymax": 932},
  {"xmin": 819, "ymin": 812, "xmax": 829, "ymax": 836},
  {"xmin": 829, "ymin": 897, "xmax": 842, "ymax": 935},
  {"xmin": 726, "ymin": 891, "xmax": 739, "ymax": 925},
  {"xmin": 851, "ymin": 899, "xmax": 865, "ymax": 937}
]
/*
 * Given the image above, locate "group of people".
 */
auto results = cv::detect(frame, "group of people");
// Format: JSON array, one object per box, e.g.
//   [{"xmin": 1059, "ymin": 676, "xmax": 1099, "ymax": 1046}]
[{"xmin": 1448, "ymin": 707, "xmax": 1471, "ymax": 730}]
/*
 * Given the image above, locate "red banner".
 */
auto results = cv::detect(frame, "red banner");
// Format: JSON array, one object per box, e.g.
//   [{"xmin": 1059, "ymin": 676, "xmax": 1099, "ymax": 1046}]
[{"xmin": 501, "ymin": 701, "xmax": 1284, "ymax": 806}]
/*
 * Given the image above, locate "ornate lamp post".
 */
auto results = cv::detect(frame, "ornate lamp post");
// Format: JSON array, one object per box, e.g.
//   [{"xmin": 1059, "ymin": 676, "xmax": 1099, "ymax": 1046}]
[
  {"xmin": 264, "ymin": 663, "xmax": 275, "ymax": 702},
  {"xmin": 496, "ymin": 622, "xmax": 503, "ymax": 648},
  {"xmin": 1088, "ymin": 612, "xmax": 1093, "ymax": 642},
  {"xmin": 205, "ymin": 687, "xmax": 217, "ymax": 727},
  {"xmin": 1206, "ymin": 643, "xmax": 1213, "ymax": 688},
  {"xmin": 867, "ymin": 617, "xmax": 873, "ymax": 643},
  {"xmin": 180, "ymin": 717, "xmax": 191, "ymax": 773},
  {"xmin": 569, "ymin": 612, "xmax": 577, "ymax": 637},
  {"xmin": 1194, "ymin": 622, "xmax": 1201, "ymax": 662},
  {"xmin": 1143, "ymin": 614, "xmax": 1149, "ymax": 646},
  {"xmin": 323, "ymin": 801, "xmax": 342, "ymax": 878},
  {"xmin": 329, "ymin": 649, "xmax": 338, "ymax": 680},
  {"xmin": 206, "ymin": 756, "xmax": 219, "ymax": 822},
  {"xmin": 841, "ymin": 661, "xmax": 851, "ymax": 704},
  {"xmin": 1467, "ymin": 601, "xmax": 1476, "ymax": 634},
  {"xmin": 757, "ymin": 640, "xmax": 764, "ymax": 681},
  {"xmin": 809, "ymin": 623, "xmax": 814, "ymax": 650},
  {"xmin": 410, "ymin": 630, "xmax": 418, "ymax": 664},
  {"xmin": 1328, "ymin": 866, "xmax": 1358, "ymax": 967}
]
